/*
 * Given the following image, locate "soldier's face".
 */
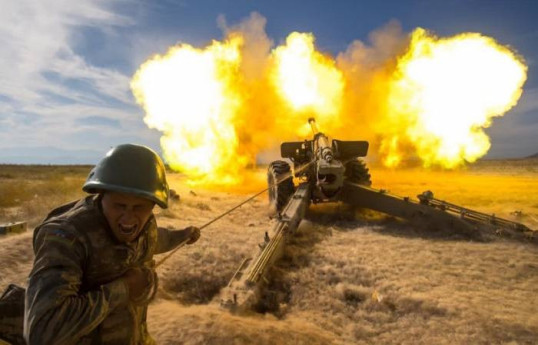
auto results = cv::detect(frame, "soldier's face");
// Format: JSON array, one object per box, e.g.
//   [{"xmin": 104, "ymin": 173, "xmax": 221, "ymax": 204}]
[{"xmin": 101, "ymin": 192, "xmax": 155, "ymax": 243}]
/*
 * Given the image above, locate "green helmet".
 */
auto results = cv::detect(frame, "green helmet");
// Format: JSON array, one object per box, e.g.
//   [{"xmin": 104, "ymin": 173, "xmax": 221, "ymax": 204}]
[{"xmin": 83, "ymin": 144, "xmax": 169, "ymax": 208}]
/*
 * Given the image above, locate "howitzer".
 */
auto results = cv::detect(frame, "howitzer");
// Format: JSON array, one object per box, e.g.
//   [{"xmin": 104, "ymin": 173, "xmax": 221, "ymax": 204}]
[{"xmin": 220, "ymin": 118, "xmax": 536, "ymax": 312}]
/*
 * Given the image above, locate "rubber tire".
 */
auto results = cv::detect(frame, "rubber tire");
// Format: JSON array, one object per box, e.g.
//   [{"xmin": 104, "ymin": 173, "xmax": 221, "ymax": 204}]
[
  {"xmin": 345, "ymin": 159, "xmax": 372, "ymax": 186},
  {"xmin": 268, "ymin": 160, "xmax": 295, "ymax": 212}
]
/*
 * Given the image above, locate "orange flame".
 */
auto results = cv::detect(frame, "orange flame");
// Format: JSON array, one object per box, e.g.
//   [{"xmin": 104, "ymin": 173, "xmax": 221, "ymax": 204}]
[
  {"xmin": 131, "ymin": 36, "xmax": 248, "ymax": 185},
  {"xmin": 131, "ymin": 16, "xmax": 527, "ymax": 186},
  {"xmin": 382, "ymin": 28, "xmax": 527, "ymax": 167},
  {"xmin": 270, "ymin": 32, "xmax": 344, "ymax": 135}
]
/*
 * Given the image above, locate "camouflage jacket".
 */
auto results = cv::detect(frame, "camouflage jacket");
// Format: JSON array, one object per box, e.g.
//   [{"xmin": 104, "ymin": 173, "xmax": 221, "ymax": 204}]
[{"xmin": 24, "ymin": 196, "xmax": 189, "ymax": 345}]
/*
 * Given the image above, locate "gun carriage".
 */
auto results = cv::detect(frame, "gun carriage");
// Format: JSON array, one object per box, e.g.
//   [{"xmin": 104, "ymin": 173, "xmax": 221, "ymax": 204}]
[{"xmin": 220, "ymin": 118, "xmax": 535, "ymax": 312}]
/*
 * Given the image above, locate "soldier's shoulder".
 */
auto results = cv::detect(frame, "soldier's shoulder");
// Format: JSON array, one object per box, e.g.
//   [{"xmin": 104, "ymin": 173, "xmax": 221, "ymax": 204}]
[
  {"xmin": 44, "ymin": 196, "xmax": 96, "ymax": 221},
  {"xmin": 38, "ymin": 196, "xmax": 101, "ymax": 228},
  {"xmin": 33, "ymin": 196, "xmax": 98, "ymax": 246},
  {"xmin": 35, "ymin": 225, "xmax": 80, "ymax": 248},
  {"xmin": 43, "ymin": 199, "xmax": 80, "ymax": 220}
]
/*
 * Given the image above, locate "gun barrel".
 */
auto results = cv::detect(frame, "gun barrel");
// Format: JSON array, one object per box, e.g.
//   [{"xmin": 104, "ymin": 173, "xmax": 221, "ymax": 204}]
[
  {"xmin": 308, "ymin": 118, "xmax": 333, "ymax": 162},
  {"xmin": 308, "ymin": 117, "xmax": 319, "ymax": 135}
]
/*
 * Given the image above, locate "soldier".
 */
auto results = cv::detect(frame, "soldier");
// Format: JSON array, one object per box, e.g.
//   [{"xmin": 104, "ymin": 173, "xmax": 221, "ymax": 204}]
[{"xmin": 24, "ymin": 144, "xmax": 200, "ymax": 345}]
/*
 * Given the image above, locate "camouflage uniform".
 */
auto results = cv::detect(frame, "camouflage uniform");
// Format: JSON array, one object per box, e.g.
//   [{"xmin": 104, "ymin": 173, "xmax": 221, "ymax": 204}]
[
  {"xmin": 0, "ymin": 284, "xmax": 25, "ymax": 344},
  {"xmin": 24, "ymin": 195, "xmax": 190, "ymax": 345}
]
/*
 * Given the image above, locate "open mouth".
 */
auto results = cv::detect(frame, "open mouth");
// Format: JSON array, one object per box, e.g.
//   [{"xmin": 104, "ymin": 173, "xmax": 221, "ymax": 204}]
[{"xmin": 118, "ymin": 223, "xmax": 138, "ymax": 235}]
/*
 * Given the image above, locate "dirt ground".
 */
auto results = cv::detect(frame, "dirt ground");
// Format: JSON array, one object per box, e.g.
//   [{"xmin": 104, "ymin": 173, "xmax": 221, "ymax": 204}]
[{"xmin": 1, "ymin": 160, "xmax": 537, "ymax": 344}]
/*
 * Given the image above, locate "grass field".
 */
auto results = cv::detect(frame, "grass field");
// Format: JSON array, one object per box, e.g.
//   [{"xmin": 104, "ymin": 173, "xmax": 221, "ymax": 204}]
[{"xmin": 1, "ymin": 160, "xmax": 537, "ymax": 344}]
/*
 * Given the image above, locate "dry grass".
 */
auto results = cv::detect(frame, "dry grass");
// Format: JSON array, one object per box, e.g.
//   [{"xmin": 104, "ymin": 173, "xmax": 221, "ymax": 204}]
[
  {"xmin": 0, "ymin": 165, "xmax": 89, "ymax": 226},
  {"xmin": 369, "ymin": 159, "xmax": 538, "ymax": 230},
  {"xmin": 1, "ymin": 160, "xmax": 537, "ymax": 344}
]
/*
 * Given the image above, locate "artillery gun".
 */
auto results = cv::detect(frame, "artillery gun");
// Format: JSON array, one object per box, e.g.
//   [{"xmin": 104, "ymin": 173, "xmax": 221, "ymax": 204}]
[{"xmin": 220, "ymin": 118, "xmax": 535, "ymax": 312}]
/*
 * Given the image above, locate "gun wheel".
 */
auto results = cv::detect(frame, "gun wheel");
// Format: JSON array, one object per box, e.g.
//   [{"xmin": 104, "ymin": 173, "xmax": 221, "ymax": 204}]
[
  {"xmin": 267, "ymin": 160, "xmax": 295, "ymax": 213},
  {"xmin": 345, "ymin": 159, "xmax": 372, "ymax": 186}
]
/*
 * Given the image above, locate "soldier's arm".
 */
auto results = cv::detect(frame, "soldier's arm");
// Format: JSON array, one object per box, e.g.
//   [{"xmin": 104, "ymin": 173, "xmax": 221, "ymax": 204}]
[
  {"xmin": 154, "ymin": 226, "xmax": 200, "ymax": 254},
  {"xmin": 24, "ymin": 225, "xmax": 129, "ymax": 345}
]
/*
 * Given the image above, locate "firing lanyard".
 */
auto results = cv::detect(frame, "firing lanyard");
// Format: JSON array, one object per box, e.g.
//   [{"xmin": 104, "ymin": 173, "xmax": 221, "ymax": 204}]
[{"xmin": 154, "ymin": 160, "xmax": 315, "ymax": 268}]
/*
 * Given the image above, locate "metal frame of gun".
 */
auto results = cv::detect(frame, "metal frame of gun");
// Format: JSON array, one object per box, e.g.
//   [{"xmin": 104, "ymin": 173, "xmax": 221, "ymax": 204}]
[{"xmin": 220, "ymin": 118, "xmax": 535, "ymax": 312}]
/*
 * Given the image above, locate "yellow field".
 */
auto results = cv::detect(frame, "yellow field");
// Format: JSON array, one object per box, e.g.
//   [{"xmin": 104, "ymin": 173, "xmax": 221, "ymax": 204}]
[
  {"xmin": 1, "ymin": 160, "xmax": 537, "ymax": 344},
  {"xmin": 370, "ymin": 160, "xmax": 538, "ymax": 230}
]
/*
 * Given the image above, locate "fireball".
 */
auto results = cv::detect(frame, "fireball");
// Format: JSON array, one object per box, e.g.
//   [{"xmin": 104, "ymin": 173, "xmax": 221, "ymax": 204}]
[
  {"xmin": 270, "ymin": 32, "xmax": 344, "ymax": 135},
  {"xmin": 131, "ymin": 37, "xmax": 247, "ymax": 185},
  {"xmin": 131, "ymin": 16, "xmax": 528, "ymax": 186},
  {"xmin": 383, "ymin": 28, "xmax": 527, "ymax": 168}
]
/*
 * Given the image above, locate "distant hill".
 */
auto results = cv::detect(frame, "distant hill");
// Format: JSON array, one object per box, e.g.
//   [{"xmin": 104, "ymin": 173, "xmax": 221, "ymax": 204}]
[
  {"xmin": 0, "ymin": 146, "xmax": 102, "ymax": 165},
  {"xmin": 526, "ymin": 152, "xmax": 538, "ymax": 159}
]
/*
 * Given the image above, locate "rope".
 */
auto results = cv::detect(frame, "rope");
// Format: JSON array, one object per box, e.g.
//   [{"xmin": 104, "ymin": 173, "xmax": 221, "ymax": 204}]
[{"xmin": 154, "ymin": 160, "xmax": 315, "ymax": 268}]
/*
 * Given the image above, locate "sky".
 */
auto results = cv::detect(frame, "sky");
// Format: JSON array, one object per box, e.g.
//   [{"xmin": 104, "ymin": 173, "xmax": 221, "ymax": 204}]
[{"xmin": 0, "ymin": 0, "xmax": 537, "ymax": 164}]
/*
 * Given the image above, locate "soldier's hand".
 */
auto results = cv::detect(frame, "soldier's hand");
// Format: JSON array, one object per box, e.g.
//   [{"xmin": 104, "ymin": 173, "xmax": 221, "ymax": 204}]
[
  {"xmin": 121, "ymin": 267, "xmax": 154, "ymax": 301},
  {"xmin": 185, "ymin": 226, "xmax": 200, "ymax": 245}
]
